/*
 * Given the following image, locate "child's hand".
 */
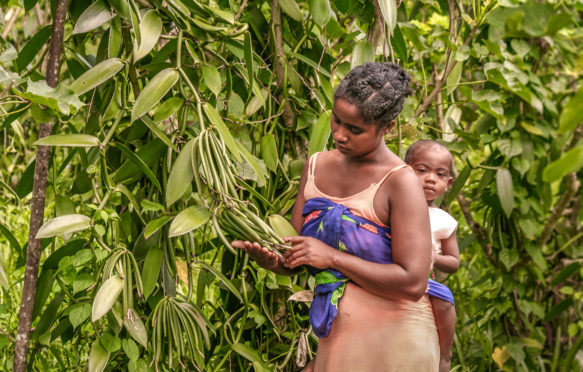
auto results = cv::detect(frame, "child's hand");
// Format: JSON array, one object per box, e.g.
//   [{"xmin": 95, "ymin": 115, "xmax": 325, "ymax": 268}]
[
  {"xmin": 282, "ymin": 236, "xmax": 337, "ymax": 269},
  {"xmin": 231, "ymin": 240, "xmax": 282, "ymax": 271}
]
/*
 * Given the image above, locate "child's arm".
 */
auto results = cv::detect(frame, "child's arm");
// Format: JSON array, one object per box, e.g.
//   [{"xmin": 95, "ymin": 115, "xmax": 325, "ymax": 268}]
[{"xmin": 433, "ymin": 229, "xmax": 460, "ymax": 274}]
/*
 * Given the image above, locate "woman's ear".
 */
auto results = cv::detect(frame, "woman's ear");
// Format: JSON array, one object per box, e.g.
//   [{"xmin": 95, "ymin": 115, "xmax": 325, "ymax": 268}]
[{"xmin": 384, "ymin": 120, "xmax": 396, "ymax": 134}]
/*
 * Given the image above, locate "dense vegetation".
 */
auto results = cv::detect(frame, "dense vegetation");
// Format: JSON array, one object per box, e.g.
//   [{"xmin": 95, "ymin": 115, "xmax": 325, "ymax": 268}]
[{"xmin": 0, "ymin": 0, "xmax": 582, "ymax": 371}]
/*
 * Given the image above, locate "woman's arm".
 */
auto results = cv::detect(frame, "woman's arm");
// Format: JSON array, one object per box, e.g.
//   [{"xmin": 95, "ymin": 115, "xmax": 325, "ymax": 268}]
[
  {"xmin": 285, "ymin": 168, "xmax": 432, "ymax": 301},
  {"xmin": 433, "ymin": 229, "xmax": 459, "ymax": 274},
  {"xmin": 231, "ymin": 159, "xmax": 310, "ymax": 276}
]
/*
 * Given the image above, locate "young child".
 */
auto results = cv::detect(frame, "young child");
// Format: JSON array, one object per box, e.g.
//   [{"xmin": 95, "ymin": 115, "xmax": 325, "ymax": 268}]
[{"xmin": 405, "ymin": 140, "xmax": 460, "ymax": 372}]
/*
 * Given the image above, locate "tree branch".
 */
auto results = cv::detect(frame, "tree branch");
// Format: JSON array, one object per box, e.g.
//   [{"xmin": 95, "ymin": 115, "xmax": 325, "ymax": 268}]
[{"xmin": 13, "ymin": 1, "xmax": 68, "ymax": 371}]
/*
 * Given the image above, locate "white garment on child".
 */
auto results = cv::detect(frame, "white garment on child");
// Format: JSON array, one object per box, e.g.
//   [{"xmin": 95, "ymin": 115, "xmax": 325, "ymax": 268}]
[{"xmin": 429, "ymin": 207, "xmax": 458, "ymax": 255}]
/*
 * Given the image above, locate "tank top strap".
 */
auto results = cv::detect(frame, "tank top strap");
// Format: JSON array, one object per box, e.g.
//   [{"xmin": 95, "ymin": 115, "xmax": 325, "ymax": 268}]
[
  {"xmin": 308, "ymin": 152, "xmax": 319, "ymax": 178},
  {"xmin": 374, "ymin": 164, "xmax": 410, "ymax": 187}
]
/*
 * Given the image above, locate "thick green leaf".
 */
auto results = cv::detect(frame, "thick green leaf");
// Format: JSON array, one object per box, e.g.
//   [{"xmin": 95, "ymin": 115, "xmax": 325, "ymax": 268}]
[
  {"xmin": 141, "ymin": 247, "xmax": 162, "ymax": 299},
  {"xmin": 113, "ymin": 139, "xmax": 166, "ymax": 184},
  {"xmin": 140, "ymin": 117, "xmax": 176, "ymax": 151},
  {"xmin": 112, "ymin": 142, "xmax": 162, "ymax": 191},
  {"xmin": 36, "ymin": 214, "xmax": 91, "ymax": 239},
  {"xmin": 168, "ymin": 204, "xmax": 211, "ymax": 237},
  {"xmin": 16, "ymin": 26, "xmax": 51, "ymax": 72},
  {"xmin": 69, "ymin": 303, "xmax": 91, "ymax": 328},
  {"xmin": 134, "ymin": 10, "xmax": 163, "ymax": 62},
  {"xmin": 268, "ymin": 214, "xmax": 297, "ymax": 237},
  {"xmin": 350, "ymin": 41, "xmax": 374, "ymax": 69},
  {"xmin": 166, "ymin": 139, "xmax": 195, "ymax": 206},
  {"xmin": 88, "ymin": 340, "xmax": 109, "ymax": 372},
  {"xmin": 244, "ymin": 32, "xmax": 254, "ymax": 84},
  {"xmin": 550, "ymin": 262, "xmax": 580, "ymax": 287},
  {"xmin": 33, "ymin": 292, "xmax": 65, "ymax": 340},
  {"xmin": 391, "ymin": 25, "xmax": 407, "ymax": 63},
  {"xmin": 308, "ymin": 111, "xmax": 331, "ymax": 156},
  {"xmin": 232, "ymin": 343, "xmax": 267, "ymax": 367},
  {"xmin": 202, "ymin": 64, "xmax": 222, "ymax": 96},
  {"xmin": 199, "ymin": 261, "xmax": 243, "ymax": 302},
  {"xmin": 309, "ymin": 0, "xmax": 331, "ymax": 26},
  {"xmin": 18, "ymin": 80, "xmax": 84, "ymax": 116},
  {"xmin": 144, "ymin": 216, "xmax": 172, "ymax": 240},
  {"xmin": 203, "ymin": 103, "xmax": 242, "ymax": 161},
  {"xmin": 73, "ymin": 0, "xmax": 115, "ymax": 35},
  {"xmin": 496, "ymin": 168, "xmax": 514, "ymax": 217},
  {"xmin": 446, "ymin": 62, "xmax": 463, "ymax": 96},
  {"xmin": 278, "ymin": 0, "xmax": 303, "ymax": 21},
  {"xmin": 92, "ymin": 276, "xmax": 124, "ymax": 322},
  {"xmin": 446, "ymin": 166, "xmax": 470, "ymax": 206},
  {"xmin": 131, "ymin": 68, "xmax": 179, "ymax": 122},
  {"xmin": 0, "ymin": 260, "xmax": 9, "ymax": 291},
  {"xmin": 153, "ymin": 96, "xmax": 183, "ymax": 122},
  {"xmin": 260, "ymin": 134, "xmax": 278, "ymax": 173},
  {"xmin": 558, "ymin": 86, "xmax": 583, "ymax": 134},
  {"xmin": 34, "ymin": 134, "xmax": 100, "ymax": 147},
  {"xmin": 542, "ymin": 146, "xmax": 583, "ymax": 182},
  {"xmin": 69, "ymin": 58, "xmax": 124, "ymax": 95},
  {"xmin": 378, "ymin": 0, "xmax": 398, "ymax": 34},
  {"xmin": 123, "ymin": 308, "xmax": 148, "ymax": 347}
]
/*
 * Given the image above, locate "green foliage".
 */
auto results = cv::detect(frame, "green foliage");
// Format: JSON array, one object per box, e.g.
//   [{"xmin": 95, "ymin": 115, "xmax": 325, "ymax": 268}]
[{"xmin": 0, "ymin": 0, "xmax": 582, "ymax": 371}]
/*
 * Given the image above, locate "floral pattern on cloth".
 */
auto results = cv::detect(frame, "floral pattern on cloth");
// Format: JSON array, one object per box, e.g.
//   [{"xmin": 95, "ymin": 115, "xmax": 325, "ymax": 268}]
[
  {"xmin": 301, "ymin": 197, "xmax": 394, "ymax": 338},
  {"xmin": 301, "ymin": 197, "xmax": 454, "ymax": 338}
]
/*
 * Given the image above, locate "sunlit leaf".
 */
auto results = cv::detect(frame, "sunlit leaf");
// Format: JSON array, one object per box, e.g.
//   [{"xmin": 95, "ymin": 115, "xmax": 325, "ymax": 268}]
[
  {"xmin": 308, "ymin": 111, "xmax": 331, "ymax": 156},
  {"xmin": 69, "ymin": 58, "xmax": 124, "ymax": 95},
  {"xmin": 496, "ymin": 168, "xmax": 514, "ymax": 217},
  {"xmin": 36, "ymin": 214, "xmax": 91, "ymax": 239},
  {"xmin": 134, "ymin": 10, "xmax": 163, "ymax": 62},
  {"xmin": 34, "ymin": 134, "xmax": 100, "ymax": 147},
  {"xmin": 131, "ymin": 68, "xmax": 179, "ymax": 122},
  {"xmin": 92, "ymin": 276, "xmax": 124, "ymax": 322},
  {"xmin": 169, "ymin": 204, "xmax": 211, "ymax": 237},
  {"xmin": 73, "ymin": 1, "xmax": 115, "ymax": 35}
]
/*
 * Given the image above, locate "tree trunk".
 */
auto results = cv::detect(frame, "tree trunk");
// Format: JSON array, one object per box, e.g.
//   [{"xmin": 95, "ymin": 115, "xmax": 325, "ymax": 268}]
[{"xmin": 13, "ymin": 1, "xmax": 68, "ymax": 371}]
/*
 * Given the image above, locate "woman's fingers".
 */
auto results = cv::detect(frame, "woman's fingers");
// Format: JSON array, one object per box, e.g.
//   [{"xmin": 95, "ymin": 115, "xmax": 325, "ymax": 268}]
[{"xmin": 283, "ymin": 235, "xmax": 305, "ymax": 244}]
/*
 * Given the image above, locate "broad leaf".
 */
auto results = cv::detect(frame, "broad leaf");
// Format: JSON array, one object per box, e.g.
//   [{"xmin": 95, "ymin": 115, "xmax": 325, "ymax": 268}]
[
  {"xmin": 308, "ymin": 111, "xmax": 331, "ymax": 156},
  {"xmin": 558, "ymin": 86, "xmax": 583, "ymax": 134},
  {"xmin": 169, "ymin": 204, "xmax": 211, "ymax": 237},
  {"xmin": 203, "ymin": 103, "xmax": 242, "ymax": 161},
  {"xmin": 309, "ymin": 0, "xmax": 331, "ymax": 26},
  {"xmin": 34, "ymin": 134, "xmax": 100, "ymax": 147},
  {"xmin": 91, "ymin": 276, "xmax": 124, "ymax": 322},
  {"xmin": 134, "ymin": 10, "xmax": 163, "ymax": 62},
  {"xmin": 166, "ymin": 139, "xmax": 195, "ymax": 207},
  {"xmin": 260, "ymin": 134, "xmax": 278, "ymax": 173},
  {"xmin": 496, "ymin": 168, "xmax": 514, "ymax": 217},
  {"xmin": 73, "ymin": 1, "xmax": 115, "ymax": 35},
  {"xmin": 131, "ymin": 68, "xmax": 179, "ymax": 122},
  {"xmin": 542, "ymin": 146, "xmax": 583, "ymax": 182},
  {"xmin": 141, "ymin": 247, "xmax": 162, "ymax": 299},
  {"xmin": 351, "ymin": 41, "xmax": 374, "ymax": 69},
  {"xmin": 36, "ymin": 214, "xmax": 91, "ymax": 238},
  {"xmin": 69, "ymin": 58, "xmax": 124, "ymax": 95},
  {"xmin": 199, "ymin": 261, "xmax": 243, "ymax": 302},
  {"xmin": 88, "ymin": 340, "xmax": 109, "ymax": 372},
  {"xmin": 201, "ymin": 64, "xmax": 222, "ymax": 96}
]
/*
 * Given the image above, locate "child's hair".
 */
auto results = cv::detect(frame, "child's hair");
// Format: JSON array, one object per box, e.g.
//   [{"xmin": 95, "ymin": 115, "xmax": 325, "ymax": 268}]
[
  {"xmin": 405, "ymin": 140, "xmax": 454, "ymax": 175},
  {"xmin": 333, "ymin": 62, "xmax": 412, "ymax": 127}
]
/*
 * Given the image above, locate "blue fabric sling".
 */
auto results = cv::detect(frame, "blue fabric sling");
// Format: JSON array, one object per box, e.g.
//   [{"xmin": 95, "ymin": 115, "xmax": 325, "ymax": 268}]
[{"xmin": 301, "ymin": 197, "xmax": 454, "ymax": 338}]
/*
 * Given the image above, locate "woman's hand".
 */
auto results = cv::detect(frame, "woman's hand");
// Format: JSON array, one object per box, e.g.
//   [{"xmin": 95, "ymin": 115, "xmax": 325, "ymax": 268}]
[
  {"xmin": 282, "ymin": 236, "xmax": 338, "ymax": 269},
  {"xmin": 231, "ymin": 240, "xmax": 282, "ymax": 271}
]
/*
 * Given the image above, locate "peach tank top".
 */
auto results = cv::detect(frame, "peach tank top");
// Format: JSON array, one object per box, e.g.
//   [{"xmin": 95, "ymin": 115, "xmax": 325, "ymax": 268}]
[{"xmin": 303, "ymin": 152, "xmax": 409, "ymax": 226}]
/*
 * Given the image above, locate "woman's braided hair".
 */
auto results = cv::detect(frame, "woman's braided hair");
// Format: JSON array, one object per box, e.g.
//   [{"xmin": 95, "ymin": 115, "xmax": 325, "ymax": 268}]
[{"xmin": 334, "ymin": 62, "xmax": 412, "ymax": 127}]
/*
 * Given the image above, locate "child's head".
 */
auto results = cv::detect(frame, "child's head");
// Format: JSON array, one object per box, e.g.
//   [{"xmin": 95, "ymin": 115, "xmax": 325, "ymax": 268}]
[
  {"xmin": 405, "ymin": 140, "xmax": 454, "ymax": 205},
  {"xmin": 333, "ymin": 62, "xmax": 412, "ymax": 129}
]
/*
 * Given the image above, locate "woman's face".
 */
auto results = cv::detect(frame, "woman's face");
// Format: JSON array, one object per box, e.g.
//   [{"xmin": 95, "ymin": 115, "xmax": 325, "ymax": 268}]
[{"xmin": 330, "ymin": 99, "xmax": 390, "ymax": 158}]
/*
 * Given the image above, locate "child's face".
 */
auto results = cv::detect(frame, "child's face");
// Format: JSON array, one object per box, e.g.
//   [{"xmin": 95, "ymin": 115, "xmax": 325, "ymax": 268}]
[
  {"xmin": 410, "ymin": 146, "xmax": 453, "ymax": 204},
  {"xmin": 330, "ymin": 99, "xmax": 391, "ymax": 157}
]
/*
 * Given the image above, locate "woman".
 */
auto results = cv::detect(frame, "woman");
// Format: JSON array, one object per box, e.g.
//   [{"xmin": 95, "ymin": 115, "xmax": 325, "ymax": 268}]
[{"xmin": 233, "ymin": 62, "xmax": 439, "ymax": 371}]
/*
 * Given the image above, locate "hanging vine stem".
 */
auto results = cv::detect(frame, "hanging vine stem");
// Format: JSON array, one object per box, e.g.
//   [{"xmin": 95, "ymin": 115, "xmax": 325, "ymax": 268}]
[{"xmin": 178, "ymin": 68, "xmax": 206, "ymax": 130}]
